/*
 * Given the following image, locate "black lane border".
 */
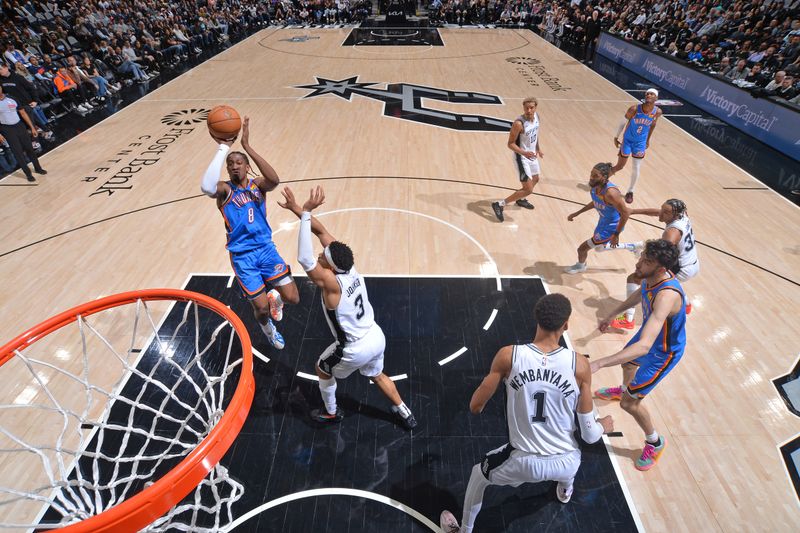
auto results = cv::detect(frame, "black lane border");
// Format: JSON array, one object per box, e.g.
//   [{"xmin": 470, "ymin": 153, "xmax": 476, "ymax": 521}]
[{"xmin": 2, "ymin": 175, "xmax": 797, "ymax": 288}]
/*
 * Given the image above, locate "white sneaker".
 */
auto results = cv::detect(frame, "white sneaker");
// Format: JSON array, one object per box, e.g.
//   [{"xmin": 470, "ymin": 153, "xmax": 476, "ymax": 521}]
[
  {"xmin": 564, "ymin": 263, "xmax": 587, "ymax": 274},
  {"xmin": 261, "ymin": 319, "xmax": 285, "ymax": 350},
  {"xmin": 267, "ymin": 289, "xmax": 284, "ymax": 321},
  {"xmin": 556, "ymin": 481, "xmax": 573, "ymax": 503},
  {"xmin": 439, "ymin": 510, "xmax": 460, "ymax": 533},
  {"xmin": 76, "ymin": 104, "xmax": 88, "ymax": 112}
]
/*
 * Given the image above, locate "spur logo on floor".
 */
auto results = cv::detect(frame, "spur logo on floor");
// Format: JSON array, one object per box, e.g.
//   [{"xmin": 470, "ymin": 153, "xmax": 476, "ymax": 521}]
[
  {"xmin": 83, "ymin": 109, "xmax": 210, "ymax": 197},
  {"xmin": 506, "ymin": 57, "xmax": 572, "ymax": 92},
  {"xmin": 279, "ymin": 35, "xmax": 320, "ymax": 43},
  {"xmin": 295, "ymin": 76, "xmax": 512, "ymax": 131}
]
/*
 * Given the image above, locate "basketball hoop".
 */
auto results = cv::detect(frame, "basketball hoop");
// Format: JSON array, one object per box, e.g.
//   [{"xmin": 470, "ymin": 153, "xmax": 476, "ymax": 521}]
[{"xmin": 0, "ymin": 289, "xmax": 254, "ymax": 532}]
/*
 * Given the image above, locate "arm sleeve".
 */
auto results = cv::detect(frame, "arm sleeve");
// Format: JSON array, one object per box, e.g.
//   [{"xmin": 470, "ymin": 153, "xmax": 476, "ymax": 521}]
[
  {"xmin": 298, "ymin": 212, "xmax": 318, "ymax": 272},
  {"xmin": 200, "ymin": 144, "xmax": 230, "ymax": 196},
  {"xmin": 577, "ymin": 411, "xmax": 604, "ymax": 444}
]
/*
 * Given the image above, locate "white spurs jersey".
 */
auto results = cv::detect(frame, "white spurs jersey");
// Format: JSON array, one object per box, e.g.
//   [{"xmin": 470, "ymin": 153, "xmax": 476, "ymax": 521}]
[
  {"xmin": 516, "ymin": 113, "xmax": 540, "ymax": 154},
  {"xmin": 505, "ymin": 344, "xmax": 579, "ymax": 455},
  {"xmin": 666, "ymin": 215, "xmax": 699, "ymax": 269},
  {"xmin": 323, "ymin": 267, "xmax": 375, "ymax": 345}
]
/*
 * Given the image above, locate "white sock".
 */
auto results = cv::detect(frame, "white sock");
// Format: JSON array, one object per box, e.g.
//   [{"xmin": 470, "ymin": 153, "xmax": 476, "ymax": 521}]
[
  {"xmin": 497, "ymin": 199, "xmax": 506, "ymax": 206},
  {"xmin": 645, "ymin": 430, "xmax": 659, "ymax": 444},
  {"xmin": 624, "ymin": 283, "xmax": 639, "ymax": 321},
  {"xmin": 318, "ymin": 377, "xmax": 337, "ymax": 414},
  {"xmin": 629, "ymin": 158, "xmax": 642, "ymax": 192},
  {"xmin": 392, "ymin": 402, "xmax": 412, "ymax": 419},
  {"xmin": 460, "ymin": 463, "xmax": 491, "ymax": 533}
]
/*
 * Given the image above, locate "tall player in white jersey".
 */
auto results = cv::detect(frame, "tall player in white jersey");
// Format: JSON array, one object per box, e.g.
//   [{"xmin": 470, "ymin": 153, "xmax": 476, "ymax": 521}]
[
  {"xmin": 609, "ymin": 198, "xmax": 700, "ymax": 331},
  {"xmin": 440, "ymin": 294, "xmax": 613, "ymax": 533},
  {"xmin": 278, "ymin": 186, "xmax": 417, "ymax": 430},
  {"xmin": 491, "ymin": 97, "xmax": 544, "ymax": 222}
]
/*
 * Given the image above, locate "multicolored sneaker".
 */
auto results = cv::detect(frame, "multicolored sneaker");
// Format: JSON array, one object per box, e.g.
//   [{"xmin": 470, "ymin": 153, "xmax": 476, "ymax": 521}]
[
  {"xmin": 262, "ymin": 319, "xmax": 285, "ymax": 350},
  {"xmin": 635, "ymin": 437, "xmax": 666, "ymax": 471},
  {"xmin": 267, "ymin": 289, "xmax": 284, "ymax": 321},
  {"xmin": 311, "ymin": 407, "xmax": 343, "ymax": 423},
  {"xmin": 556, "ymin": 482, "xmax": 574, "ymax": 503},
  {"xmin": 564, "ymin": 262, "xmax": 587, "ymax": 274},
  {"xmin": 595, "ymin": 386, "xmax": 624, "ymax": 401},
  {"xmin": 610, "ymin": 316, "xmax": 635, "ymax": 330},
  {"xmin": 439, "ymin": 510, "xmax": 460, "ymax": 533}
]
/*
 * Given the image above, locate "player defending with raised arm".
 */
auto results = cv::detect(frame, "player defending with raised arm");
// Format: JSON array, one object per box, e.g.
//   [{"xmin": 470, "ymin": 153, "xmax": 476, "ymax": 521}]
[
  {"xmin": 278, "ymin": 186, "xmax": 417, "ymax": 430},
  {"xmin": 440, "ymin": 294, "xmax": 613, "ymax": 533},
  {"xmin": 200, "ymin": 116, "xmax": 300, "ymax": 350},
  {"xmin": 611, "ymin": 198, "xmax": 700, "ymax": 330},
  {"xmin": 564, "ymin": 162, "xmax": 631, "ymax": 274},
  {"xmin": 592, "ymin": 239, "xmax": 686, "ymax": 471},
  {"xmin": 610, "ymin": 88, "xmax": 662, "ymax": 203},
  {"xmin": 491, "ymin": 97, "xmax": 544, "ymax": 222}
]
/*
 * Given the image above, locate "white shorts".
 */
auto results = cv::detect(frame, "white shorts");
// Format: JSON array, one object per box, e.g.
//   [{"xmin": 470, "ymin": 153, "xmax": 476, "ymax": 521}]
[
  {"xmin": 514, "ymin": 153, "xmax": 540, "ymax": 181},
  {"xmin": 676, "ymin": 260, "xmax": 699, "ymax": 282},
  {"xmin": 481, "ymin": 443, "xmax": 581, "ymax": 485},
  {"xmin": 318, "ymin": 324, "xmax": 385, "ymax": 379}
]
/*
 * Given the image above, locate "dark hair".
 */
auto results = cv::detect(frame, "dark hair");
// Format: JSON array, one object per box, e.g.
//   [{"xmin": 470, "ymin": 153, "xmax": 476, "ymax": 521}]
[
  {"xmin": 592, "ymin": 162, "xmax": 613, "ymax": 178},
  {"xmin": 665, "ymin": 198, "xmax": 687, "ymax": 218},
  {"xmin": 643, "ymin": 239, "xmax": 679, "ymax": 269},
  {"xmin": 328, "ymin": 241, "xmax": 354, "ymax": 272},
  {"xmin": 534, "ymin": 293, "xmax": 572, "ymax": 332},
  {"xmin": 227, "ymin": 151, "xmax": 250, "ymax": 165}
]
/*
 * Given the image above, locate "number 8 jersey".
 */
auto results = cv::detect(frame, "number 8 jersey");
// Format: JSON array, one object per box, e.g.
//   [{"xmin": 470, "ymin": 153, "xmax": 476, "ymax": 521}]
[
  {"xmin": 505, "ymin": 344, "xmax": 580, "ymax": 455},
  {"xmin": 324, "ymin": 267, "xmax": 375, "ymax": 345},
  {"xmin": 219, "ymin": 179, "xmax": 274, "ymax": 253}
]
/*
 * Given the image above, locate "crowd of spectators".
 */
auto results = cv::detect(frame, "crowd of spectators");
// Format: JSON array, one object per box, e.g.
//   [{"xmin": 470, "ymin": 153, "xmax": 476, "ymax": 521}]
[{"xmin": 427, "ymin": 0, "xmax": 799, "ymax": 105}]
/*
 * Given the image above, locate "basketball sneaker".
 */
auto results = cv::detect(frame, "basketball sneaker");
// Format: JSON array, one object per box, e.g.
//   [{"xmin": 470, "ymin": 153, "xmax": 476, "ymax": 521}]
[
  {"xmin": 610, "ymin": 316, "xmax": 635, "ymax": 330},
  {"xmin": 439, "ymin": 510, "xmax": 460, "ymax": 533},
  {"xmin": 267, "ymin": 289, "xmax": 284, "ymax": 321},
  {"xmin": 564, "ymin": 263, "xmax": 587, "ymax": 274},
  {"xmin": 685, "ymin": 302, "xmax": 693, "ymax": 315},
  {"xmin": 491, "ymin": 201, "xmax": 504, "ymax": 222},
  {"xmin": 261, "ymin": 319, "xmax": 285, "ymax": 350},
  {"xmin": 595, "ymin": 386, "xmax": 624, "ymax": 401},
  {"xmin": 392, "ymin": 404, "xmax": 418, "ymax": 430},
  {"xmin": 635, "ymin": 437, "xmax": 666, "ymax": 471},
  {"xmin": 515, "ymin": 198, "xmax": 535, "ymax": 210},
  {"xmin": 556, "ymin": 481, "xmax": 574, "ymax": 503},
  {"xmin": 625, "ymin": 191, "xmax": 634, "ymax": 204},
  {"xmin": 311, "ymin": 407, "xmax": 343, "ymax": 423}
]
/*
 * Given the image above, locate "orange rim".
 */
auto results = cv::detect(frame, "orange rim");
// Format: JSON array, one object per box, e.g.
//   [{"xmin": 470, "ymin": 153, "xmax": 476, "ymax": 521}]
[{"xmin": 0, "ymin": 289, "xmax": 255, "ymax": 533}]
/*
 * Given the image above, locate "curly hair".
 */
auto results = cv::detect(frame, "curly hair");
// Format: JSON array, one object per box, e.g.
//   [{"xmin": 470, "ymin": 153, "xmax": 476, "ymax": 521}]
[
  {"xmin": 665, "ymin": 198, "xmax": 687, "ymax": 218},
  {"xmin": 328, "ymin": 241, "xmax": 354, "ymax": 272},
  {"xmin": 534, "ymin": 293, "xmax": 572, "ymax": 332},
  {"xmin": 643, "ymin": 239, "xmax": 679, "ymax": 269},
  {"xmin": 592, "ymin": 162, "xmax": 613, "ymax": 179}
]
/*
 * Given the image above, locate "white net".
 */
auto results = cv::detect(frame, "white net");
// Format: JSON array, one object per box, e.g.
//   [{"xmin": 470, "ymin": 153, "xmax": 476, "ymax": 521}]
[{"xmin": 0, "ymin": 294, "xmax": 251, "ymax": 531}]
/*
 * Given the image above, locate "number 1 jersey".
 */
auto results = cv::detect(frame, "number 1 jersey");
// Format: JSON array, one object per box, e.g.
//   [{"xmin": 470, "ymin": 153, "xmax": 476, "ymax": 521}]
[{"xmin": 505, "ymin": 344, "xmax": 580, "ymax": 455}]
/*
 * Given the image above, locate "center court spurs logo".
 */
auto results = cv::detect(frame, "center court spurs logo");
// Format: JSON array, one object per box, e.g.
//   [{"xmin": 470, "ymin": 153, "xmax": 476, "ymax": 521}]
[{"xmin": 295, "ymin": 76, "xmax": 512, "ymax": 132}]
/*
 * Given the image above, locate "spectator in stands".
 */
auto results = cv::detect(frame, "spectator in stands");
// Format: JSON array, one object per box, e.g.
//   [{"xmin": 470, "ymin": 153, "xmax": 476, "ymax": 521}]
[
  {"xmin": 744, "ymin": 63, "xmax": 767, "ymax": 86},
  {"xmin": 764, "ymin": 70, "xmax": 787, "ymax": 93},
  {"xmin": 52, "ymin": 65, "xmax": 90, "ymax": 112},
  {"xmin": 725, "ymin": 58, "xmax": 750, "ymax": 81},
  {"xmin": 774, "ymin": 75, "xmax": 797, "ymax": 100},
  {"xmin": 4, "ymin": 42, "xmax": 29, "ymax": 66}
]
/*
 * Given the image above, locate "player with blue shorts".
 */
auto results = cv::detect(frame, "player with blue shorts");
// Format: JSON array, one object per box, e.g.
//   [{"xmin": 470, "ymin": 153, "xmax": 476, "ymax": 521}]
[
  {"xmin": 565, "ymin": 162, "xmax": 630, "ymax": 274},
  {"xmin": 591, "ymin": 239, "xmax": 687, "ymax": 471},
  {"xmin": 200, "ymin": 117, "xmax": 300, "ymax": 350},
  {"xmin": 610, "ymin": 88, "xmax": 663, "ymax": 204}
]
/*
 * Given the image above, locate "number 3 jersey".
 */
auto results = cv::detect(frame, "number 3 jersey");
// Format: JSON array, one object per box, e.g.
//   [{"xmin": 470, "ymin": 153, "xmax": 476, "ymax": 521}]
[
  {"xmin": 505, "ymin": 344, "xmax": 579, "ymax": 455},
  {"xmin": 219, "ymin": 179, "xmax": 274, "ymax": 253},
  {"xmin": 324, "ymin": 267, "xmax": 375, "ymax": 345}
]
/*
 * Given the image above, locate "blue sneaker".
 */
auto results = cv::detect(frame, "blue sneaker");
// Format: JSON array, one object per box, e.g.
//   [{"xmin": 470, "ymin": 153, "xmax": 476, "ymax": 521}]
[{"xmin": 262, "ymin": 319, "xmax": 285, "ymax": 350}]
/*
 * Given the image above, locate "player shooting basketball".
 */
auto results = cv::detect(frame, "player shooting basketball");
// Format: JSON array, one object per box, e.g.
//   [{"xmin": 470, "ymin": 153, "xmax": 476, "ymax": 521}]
[{"xmin": 200, "ymin": 115, "xmax": 300, "ymax": 350}]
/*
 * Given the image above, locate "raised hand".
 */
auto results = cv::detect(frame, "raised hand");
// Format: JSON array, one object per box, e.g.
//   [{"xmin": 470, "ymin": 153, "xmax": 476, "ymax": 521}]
[
  {"xmin": 277, "ymin": 186, "xmax": 301, "ymax": 215},
  {"xmin": 302, "ymin": 186, "xmax": 326, "ymax": 212},
  {"xmin": 241, "ymin": 116, "xmax": 250, "ymax": 147},
  {"xmin": 209, "ymin": 127, "xmax": 236, "ymax": 146}
]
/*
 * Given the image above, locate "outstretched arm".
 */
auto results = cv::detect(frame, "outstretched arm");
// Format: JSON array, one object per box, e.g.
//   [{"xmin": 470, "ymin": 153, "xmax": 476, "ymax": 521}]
[
  {"xmin": 568, "ymin": 200, "xmax": 595, "ymax": 221},
  {"xmin": 240, "ymin": 117, "xmax": 280, "ymax": 193},
  {"xmin": 470, "ymin": 346, "xmax": 513, "ymax": 414},
  {"xmin": 200, "ymin": 131, "xmax": 235, "ymax": 199},
  {"xmin": 278, "ymin": 186, "xmax": 336, "ymax": 247}
]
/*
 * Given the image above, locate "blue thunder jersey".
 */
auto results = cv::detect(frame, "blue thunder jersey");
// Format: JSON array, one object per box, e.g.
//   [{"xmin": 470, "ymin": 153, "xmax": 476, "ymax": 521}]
[
  {"xmin": 640, "ymin": 273, "xmax": 686, "ymax": 356},
  {"xmin": 623, "ymin": 104, "xmax": 659, "ymax": 144},
  {"xmin": 219, "ymin": 179, "xmax": 274, "ymax": 253},
  {"xmin": 590, "ymin": 182, "xmax": 621, "ymax": 235}
]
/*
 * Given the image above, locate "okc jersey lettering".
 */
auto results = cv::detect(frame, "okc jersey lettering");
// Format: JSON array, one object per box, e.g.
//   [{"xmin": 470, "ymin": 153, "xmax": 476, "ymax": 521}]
[
  {"xmin": 591, "ymin": 182, "xmax": 621, "ymax": 234},
  {"xmin": 219, "ymin": 179, "xmax": 274, "ymax": 253},
  {"xmin": 624, "ymin": 105, "xmax": 658, "ymax": 143}
]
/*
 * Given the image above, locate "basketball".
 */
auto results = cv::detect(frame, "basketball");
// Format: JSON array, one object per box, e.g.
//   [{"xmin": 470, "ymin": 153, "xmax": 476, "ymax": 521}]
[{"xmin": 207, "ymin": 105, "xmax": 241, "ymax": 140}]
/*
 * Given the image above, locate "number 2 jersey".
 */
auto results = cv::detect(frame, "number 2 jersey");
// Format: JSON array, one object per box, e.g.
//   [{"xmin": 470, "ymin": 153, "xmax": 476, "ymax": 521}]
[
  {"xmin": 505, "ymin": 344, "xmax": 579, "ymax": 455},
  {"xmin": 219, "ymin": 179, "xmax": 274, "ymax": 253},
  {"xmin": 324, "ymin": 267, "xmax": 375, "ymax": 345}
]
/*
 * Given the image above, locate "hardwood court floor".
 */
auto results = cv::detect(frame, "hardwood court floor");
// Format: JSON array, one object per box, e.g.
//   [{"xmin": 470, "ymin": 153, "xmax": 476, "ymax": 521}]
[{"xmin": 0, "ymin": 27, "xmax": 799, "ymax": 531}]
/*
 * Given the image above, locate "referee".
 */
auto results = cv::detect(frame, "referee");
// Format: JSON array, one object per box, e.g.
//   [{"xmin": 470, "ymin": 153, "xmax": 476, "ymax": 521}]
[{"xmin": 0, "ymin": 84, "xmax": 46, "ymax": 182}]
